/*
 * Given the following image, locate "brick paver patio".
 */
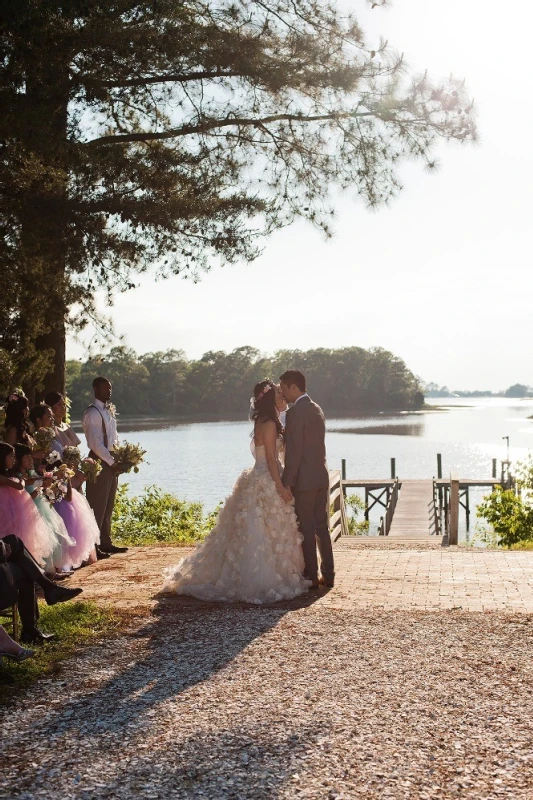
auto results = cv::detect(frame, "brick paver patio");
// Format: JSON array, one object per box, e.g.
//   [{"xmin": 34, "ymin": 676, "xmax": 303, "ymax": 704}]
[
  {"xmin": 72, "ymin": 538, "xmax": 533, "ymax": 613},
  {"xmin": 321, "ymin": 539, "xmax": 533, "ymax": 612}
]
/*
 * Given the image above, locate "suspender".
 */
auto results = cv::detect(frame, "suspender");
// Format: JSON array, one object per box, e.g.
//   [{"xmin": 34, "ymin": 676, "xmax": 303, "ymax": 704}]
[{"xmin": 87, "ymin": 404, "xmax": 108, "ymax": 449}]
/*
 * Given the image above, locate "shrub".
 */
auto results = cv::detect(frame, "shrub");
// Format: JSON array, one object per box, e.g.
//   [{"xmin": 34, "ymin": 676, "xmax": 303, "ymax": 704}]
[
  {"xmin": 477, "ymin": 485, "xmax": 533, "ymax": 548},
  {"xmin": 112, "ymin": 484, "xmax": 219, "ymax": 546},
  {"xmin": 345, "ymin": 493, "xmax": 370, "ymax": 536}
]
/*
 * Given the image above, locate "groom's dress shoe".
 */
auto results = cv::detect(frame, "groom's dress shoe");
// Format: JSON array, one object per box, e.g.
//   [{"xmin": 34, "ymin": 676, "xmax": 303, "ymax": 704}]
[
  {"xmin": 44, "ymin": 585, "xmax": 83, "ymax": 606},
  {"xmin": 319, "ymin": 577, "xmax": 334, "ymax": 588},
  {"xmin": 21, "ymin": 628, "xmax": 56, "ymax": 645},
  {"xmin": 100, "ymin": 545, "xmax": 128, "ymax": 554},
  {"xmin": 310, "ymin": 580, "xmax": 320, "ymax": 590}
]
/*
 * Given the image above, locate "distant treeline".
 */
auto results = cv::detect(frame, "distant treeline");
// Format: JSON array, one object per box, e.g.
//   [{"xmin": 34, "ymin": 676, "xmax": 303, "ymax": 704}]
[
  {"xmin": 424, "ymin": 382, "xmax": 533, "ymax": 398},
  {"xmin": 66, "ymin": 346, "xmax": 424, "ymax": 418}
]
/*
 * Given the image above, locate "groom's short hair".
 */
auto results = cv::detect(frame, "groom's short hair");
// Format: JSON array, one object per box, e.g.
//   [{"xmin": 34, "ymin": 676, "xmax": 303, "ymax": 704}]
[{"xmin": 279, "ymin": 370, "xmax": 306, "ymax": 392}]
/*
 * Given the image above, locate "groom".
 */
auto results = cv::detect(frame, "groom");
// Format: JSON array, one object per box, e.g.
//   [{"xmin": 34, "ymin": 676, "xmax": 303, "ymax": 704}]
[{"xmin": 280, "ymin": 370, "xmax": 335, "ymax": 589}]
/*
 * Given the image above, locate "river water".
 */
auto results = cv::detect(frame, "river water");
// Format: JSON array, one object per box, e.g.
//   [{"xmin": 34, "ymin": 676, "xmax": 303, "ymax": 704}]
[{"xmin": 88, "ymin": 397, "xmax": 533, "ymax": 542}]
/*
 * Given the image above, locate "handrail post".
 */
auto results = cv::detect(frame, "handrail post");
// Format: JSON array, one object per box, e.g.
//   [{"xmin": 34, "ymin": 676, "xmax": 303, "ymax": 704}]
[
  {"xmin": 391, "ymin": 457, "xmax": 396, "ymax": 479},
  {"xmin": 449, "ymin": 471, "xmax": 459, "ymax": 545}
]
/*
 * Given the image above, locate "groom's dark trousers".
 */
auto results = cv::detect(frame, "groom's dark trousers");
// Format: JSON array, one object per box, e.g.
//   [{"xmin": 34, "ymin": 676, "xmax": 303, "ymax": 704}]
[
  {"xmin": 282, "ymin": 396, "xmax": 335, "ymax": 584},
  {"xmin": 86, "ymin": 461, "xmax": 118, "ymax": 550}
]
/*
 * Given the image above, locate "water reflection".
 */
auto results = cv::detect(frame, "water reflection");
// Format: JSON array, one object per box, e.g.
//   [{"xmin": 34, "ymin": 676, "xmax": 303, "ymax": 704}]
[{"xmin": 328, "ymin": 424, "xmax": 424, "ymax": 437}]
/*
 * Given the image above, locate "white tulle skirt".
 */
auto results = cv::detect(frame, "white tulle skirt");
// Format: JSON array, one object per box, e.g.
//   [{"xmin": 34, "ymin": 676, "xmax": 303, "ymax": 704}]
[{"xmin": 163, "ymin": 466, "xmax": 309, "ymax": 604}]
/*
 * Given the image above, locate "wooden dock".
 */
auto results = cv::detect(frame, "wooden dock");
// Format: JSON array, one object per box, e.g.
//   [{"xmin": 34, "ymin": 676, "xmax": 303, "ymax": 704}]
[
  {"xmin": 330, "ymin": 465, "xmax": 506, "ymax": 543},
  {"xmin": 387, "ymin": 480, "xmax": 438, "ymax": 539}
]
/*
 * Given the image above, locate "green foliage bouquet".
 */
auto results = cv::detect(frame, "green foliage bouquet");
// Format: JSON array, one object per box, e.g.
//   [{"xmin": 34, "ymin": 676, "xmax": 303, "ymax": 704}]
[
  {"xmin": 32, "ymin": 427, "xmax": 57, "ymax": 454},
  {"xmin": 112, "ymin": 441, "xmax": 146, "ymax": 474},
  {"xmin": 62, "ymin": 445, "xmax": 81, "ymax": 468},
  {"xmin": 80, "ymin": 457, "xmax": 102, "ymax": 483}
]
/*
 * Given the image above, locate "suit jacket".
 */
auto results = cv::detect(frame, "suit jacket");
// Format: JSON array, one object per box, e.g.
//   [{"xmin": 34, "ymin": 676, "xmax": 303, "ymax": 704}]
[{"xmin": 282, "ymin": 395, "xmax": 329, "ymax": 491}]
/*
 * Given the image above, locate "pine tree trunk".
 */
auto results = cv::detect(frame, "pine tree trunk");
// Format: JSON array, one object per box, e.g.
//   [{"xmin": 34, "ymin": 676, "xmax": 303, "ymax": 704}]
[
  {"xmin": 36, "ymin": 321, "xmax": 66, "ymax": 397},
  {"xmin": 22, "ymin": 52, "xmax": 70, "ymax": 398}
]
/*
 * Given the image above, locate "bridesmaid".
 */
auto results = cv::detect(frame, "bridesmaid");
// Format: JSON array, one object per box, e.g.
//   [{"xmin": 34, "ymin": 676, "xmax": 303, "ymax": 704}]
[
  {"xmin": 15, "ymin": 444, "xmax": 75, "ymax": 575},
  {"xmin": 29, "ymin": 403, "xmax": 64, "ymax": 465},
  {"xmin": 44, "ymin": 391, "xmax": 85, "ymax": 490},
  {"xmin": 0, "ymin": 443, "xmax": 55, "ymax": 566},
  {"xmin": 44, "ymin": 391, "xmax": 81, "ymax": 450},
  {"xmin": 3, "ymin": 393, "xmax": 45, "ymax": 463}
]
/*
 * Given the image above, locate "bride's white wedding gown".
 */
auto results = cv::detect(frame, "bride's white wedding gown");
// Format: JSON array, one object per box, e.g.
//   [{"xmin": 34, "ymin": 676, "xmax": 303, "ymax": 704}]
[{"xmin": 162, "ymin": 439, "xmax": 310, "ymax": 604}]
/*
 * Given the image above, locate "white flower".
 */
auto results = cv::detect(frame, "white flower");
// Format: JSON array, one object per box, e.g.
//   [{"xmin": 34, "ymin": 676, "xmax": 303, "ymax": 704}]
[{"xmin": 46, "ymin": 450, "xmax": 60, "ymax": 464}]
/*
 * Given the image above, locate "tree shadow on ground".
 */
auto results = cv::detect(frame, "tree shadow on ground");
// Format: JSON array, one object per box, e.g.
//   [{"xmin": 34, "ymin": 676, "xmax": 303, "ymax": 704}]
[{"xmin": 37, "ymin": 588, "xmax": 329, "ymax": 739}]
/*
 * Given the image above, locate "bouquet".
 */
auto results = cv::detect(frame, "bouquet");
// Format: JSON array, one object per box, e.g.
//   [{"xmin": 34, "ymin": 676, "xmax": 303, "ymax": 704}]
[
  {"xmin": 62, "ymin": 445, "xmax": 81, "ymax": 468},
  {"xmin": 111, "ymin": 441, "xmax": 147, "ymax": 473},
  {"xmin": 80, "ymin": 457, "xmax": 102, "ymax": 483},
  {"xmin": 46, "ymin": 449, "xmax": 62, "ymax": 466},
  {"xmin": 32, "ymin": 427, "xmax": 57, "ymax": 454},
  {"xmin": 42, "ymin": 465, "xmax": 74, "ymax": 504}
]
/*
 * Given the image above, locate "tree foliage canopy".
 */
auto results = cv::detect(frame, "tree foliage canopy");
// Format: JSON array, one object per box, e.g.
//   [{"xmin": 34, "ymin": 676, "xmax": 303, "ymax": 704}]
[
  {"xmin": 0, "ymin": 0, "xmax": 476, "ymax": 392},
  {"xmin": 64, "ymin": 344, "xmax": 423, "ymax": 416}
]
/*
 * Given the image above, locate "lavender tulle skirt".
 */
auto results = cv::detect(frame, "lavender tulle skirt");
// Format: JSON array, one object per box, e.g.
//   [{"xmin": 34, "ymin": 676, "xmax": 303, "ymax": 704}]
[
  {"xmin": 55, "ymin": 491, "xmax": 100, "ymax": 568},
  {"xmin": 0, "ymin": 486, "xmax": 55, "ymax": 566}
]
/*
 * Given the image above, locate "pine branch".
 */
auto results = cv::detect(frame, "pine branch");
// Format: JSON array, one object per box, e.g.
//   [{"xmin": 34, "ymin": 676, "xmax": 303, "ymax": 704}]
[{"xmin": 85, "ymin": 110, "xmax": 372, "ymax": 145}]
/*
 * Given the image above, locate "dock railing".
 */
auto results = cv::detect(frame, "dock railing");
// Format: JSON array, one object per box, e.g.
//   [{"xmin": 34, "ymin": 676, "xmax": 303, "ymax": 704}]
[
  {"xmin": 329, "ymin": 470, "xmax": 349, "ymax": 541},
  {"xmin": 432, "ymin": 479, "xmax": 441, "ymax": 536},
  {"xmin": 378, "ymin": 478, "xmax": 400, "ymax": 536}
]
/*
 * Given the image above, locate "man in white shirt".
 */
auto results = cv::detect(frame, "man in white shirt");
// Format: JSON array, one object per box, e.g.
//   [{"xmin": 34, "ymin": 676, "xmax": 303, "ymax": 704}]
[{"xmin": 82, "ymin": 377, "xmax": 127, "ymax": 556}]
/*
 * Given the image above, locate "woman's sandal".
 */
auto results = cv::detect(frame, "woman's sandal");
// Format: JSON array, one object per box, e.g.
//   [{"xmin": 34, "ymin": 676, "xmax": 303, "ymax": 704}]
[{"xmin": 0, "ymin": 647, "xmax": 35, "ymax": 662}]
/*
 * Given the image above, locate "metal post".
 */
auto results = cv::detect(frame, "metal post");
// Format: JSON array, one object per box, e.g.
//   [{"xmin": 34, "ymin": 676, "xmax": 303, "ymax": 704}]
[
  {"xmin": 492, "ymin": 459, "xmax": 497, "ymax": 479},
  {"xmin": 341, "ymin": 458, "xmax": 346, "ymax": 480},
  {"xmin": 391, "ymin": 457, "xmax": 396, "ymax": 479}
]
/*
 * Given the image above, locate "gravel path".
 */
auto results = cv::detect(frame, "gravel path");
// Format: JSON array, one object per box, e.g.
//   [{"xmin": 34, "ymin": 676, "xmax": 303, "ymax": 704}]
[{"xmin": 2, "ymin": 602, "xmax": 533, "ymax": 799}]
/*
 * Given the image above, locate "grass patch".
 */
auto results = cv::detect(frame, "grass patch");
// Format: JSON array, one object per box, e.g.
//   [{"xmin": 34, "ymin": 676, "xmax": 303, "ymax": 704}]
[
  {"xmin": 0, "ymin": 601, "xmax": 120, "ymax": 705},
  {"xmin": 112, "ymin": 484, "xmax": 219, "ymax": 546},
  {"xmin": 509, "ymin": 540, "xmax": 533, "ymax": 551}
]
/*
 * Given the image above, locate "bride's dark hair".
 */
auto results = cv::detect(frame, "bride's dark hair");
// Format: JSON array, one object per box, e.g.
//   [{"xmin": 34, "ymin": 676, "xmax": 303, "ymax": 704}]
[{"xmin": 251, "ymin": 379, "xmax": 283, "ymax": 437}]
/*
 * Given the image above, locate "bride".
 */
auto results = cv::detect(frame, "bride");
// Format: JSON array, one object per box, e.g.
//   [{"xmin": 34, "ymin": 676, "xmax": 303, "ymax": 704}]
[{"xmin": 162, "ymin": 379, "xmax": 310, "ymax": 604}]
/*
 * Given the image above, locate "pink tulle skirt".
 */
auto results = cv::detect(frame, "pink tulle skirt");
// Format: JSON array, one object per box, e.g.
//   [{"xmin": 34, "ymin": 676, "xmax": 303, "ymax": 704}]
[
  {"xmin": 55, "ymin": 491, "xmax": 100, "ymax": 568},
  {"xmin": 0, "ymin": 486, "xmax": 55, "ymax": 566}
]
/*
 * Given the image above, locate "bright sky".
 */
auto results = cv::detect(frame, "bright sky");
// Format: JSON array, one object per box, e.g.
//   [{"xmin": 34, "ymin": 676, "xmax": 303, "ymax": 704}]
[{"xmin": 68, "ymin": 0, "xmax": 533, "ymax": 391}]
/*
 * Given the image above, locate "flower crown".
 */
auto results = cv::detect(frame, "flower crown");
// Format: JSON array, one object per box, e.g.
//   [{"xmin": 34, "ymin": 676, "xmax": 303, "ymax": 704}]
[
  {"xmin": 7, "ymin": 390, "xmax": 24, "ymax": 404},
  {"xmin": 255, "ymin": 384, "xmax": 272, "ymax": 403}
]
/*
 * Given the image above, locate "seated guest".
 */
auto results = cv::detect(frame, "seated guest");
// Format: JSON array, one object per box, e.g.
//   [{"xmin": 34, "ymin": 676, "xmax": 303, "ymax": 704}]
[
  {"xmin": 0, "ymin": 534, "xmax": 82, "ymax": 644},
  {"xmin": 0, "ymin": 624, "xmax": 34, "ymax": 662}
]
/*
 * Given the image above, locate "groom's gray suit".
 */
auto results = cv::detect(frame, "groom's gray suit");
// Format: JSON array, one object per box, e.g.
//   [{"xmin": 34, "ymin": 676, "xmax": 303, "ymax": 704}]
[{"xmin": 282, "ymin": 395, "xmax": 335, "ymax": 583}]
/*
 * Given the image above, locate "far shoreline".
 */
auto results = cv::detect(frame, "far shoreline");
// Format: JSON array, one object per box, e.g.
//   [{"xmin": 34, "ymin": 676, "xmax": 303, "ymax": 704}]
[{"xmin": 71, "ymin": 404, "xmax": 453, "ymax": 431}]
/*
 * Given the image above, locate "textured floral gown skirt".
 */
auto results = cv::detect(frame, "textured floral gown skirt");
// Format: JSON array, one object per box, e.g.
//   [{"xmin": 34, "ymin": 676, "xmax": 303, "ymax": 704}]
[{"xmin": 163, "ymin": 444, "xmax": 310, "ymax": 604}]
